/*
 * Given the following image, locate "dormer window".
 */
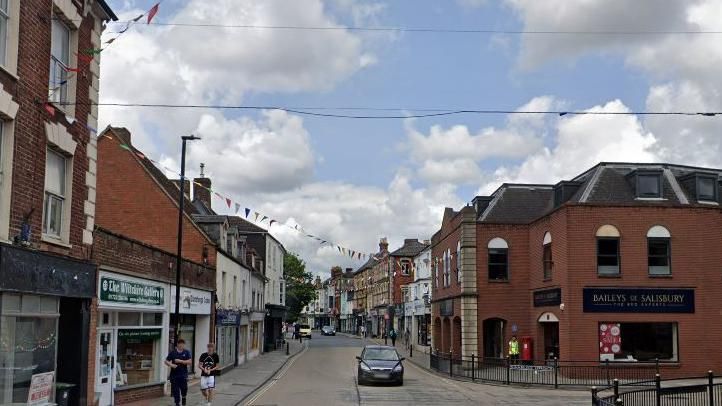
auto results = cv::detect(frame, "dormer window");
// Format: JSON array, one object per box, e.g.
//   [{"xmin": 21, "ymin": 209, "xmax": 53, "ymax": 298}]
[
  {"xmin": 636, "ymin": 172, "xmax": 662, "ymax": 198},
  {"xmin": 697, "ymin": 175, "xmax": 718, "ymax": 202}
]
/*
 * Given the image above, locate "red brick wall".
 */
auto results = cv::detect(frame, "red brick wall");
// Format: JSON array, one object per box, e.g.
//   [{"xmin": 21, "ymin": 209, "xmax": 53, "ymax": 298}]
[
  {"xmin": 391, "ymin": 257, "xmax": 414, "ymax": 305},
  {"xmin": 114, "ymin": 384, "xmax": 165, "ymax": 405},
  {"xmin": 431, "ymin": 212, "xmax": 462, "ymax": 301},
  {"xmin": 96, "ymin": 131, "xmax": 216, "ymax": 266},
  {"xmin": 3, "ymin": 0, "xmax": 97, "ymax": 260}
]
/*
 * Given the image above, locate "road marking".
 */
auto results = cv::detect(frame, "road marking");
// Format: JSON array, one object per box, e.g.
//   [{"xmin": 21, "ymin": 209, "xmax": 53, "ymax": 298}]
[{"xmin": 244, "ymin": 343, "xmax": 309, "ymax": 406}]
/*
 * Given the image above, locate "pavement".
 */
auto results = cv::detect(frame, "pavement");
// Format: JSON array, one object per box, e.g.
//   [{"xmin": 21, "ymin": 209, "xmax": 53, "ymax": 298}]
[
  {"xmin": 244, "ymin": 333, "xmax": 590, "ymax": 406},
  {"xmin": 124, "ymin": 338, "xmax": 305, "ymax": 406}
]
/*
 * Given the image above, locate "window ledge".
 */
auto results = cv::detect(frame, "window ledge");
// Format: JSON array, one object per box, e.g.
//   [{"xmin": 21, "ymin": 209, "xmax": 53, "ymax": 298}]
[
  {"xmin": 0, "ymin": 64, "xmax": 19, "ymax": 81},
  {"xmin": 488, "ymin": 279, "xmax": 510, "ymax": 283},
  {"xmin": 114, "ymin": 381, "xmax": 165, "ymax": 392},
  {"xmin": 649, "ymin": 274, "xmax": 673, "ymax": 278},
  {"xmin": 698, "ymin": 200, "xmax": 719, "ymax": 206},
  {"xmin": 41, "ymin": 234, "xmax": 72, "ymax": 249},
  {"xmin": 542, "ymin": 278, "xmax": 552, "ymax": 282},
  {"xmin": 634, "ymin": 197, "xmax": 667, "ymax": 201},
  {"xmin": 597, "ymin": 274, "xmax": 622, "ymax": 278}
]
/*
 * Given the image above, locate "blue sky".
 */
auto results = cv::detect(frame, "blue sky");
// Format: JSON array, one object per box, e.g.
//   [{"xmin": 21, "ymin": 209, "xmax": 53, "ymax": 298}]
[{"xmin": 100, "ymin": 0, "xmax": 722, "ymax": 275}]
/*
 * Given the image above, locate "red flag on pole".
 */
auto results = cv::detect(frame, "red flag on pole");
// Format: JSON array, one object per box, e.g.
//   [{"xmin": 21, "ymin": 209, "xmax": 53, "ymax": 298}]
[{"xmin": 147, "ymin": 3, "xmax": 160, "ymax": 24}]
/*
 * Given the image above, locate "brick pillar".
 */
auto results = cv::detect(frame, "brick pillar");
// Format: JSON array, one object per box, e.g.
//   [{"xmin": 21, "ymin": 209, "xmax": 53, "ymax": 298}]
[{"xmin": 459, "ymin": 210, "xmax": 479, "ymax": 358}]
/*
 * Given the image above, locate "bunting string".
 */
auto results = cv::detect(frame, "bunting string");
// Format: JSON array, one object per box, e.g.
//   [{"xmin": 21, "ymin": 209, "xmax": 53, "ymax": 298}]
[{"xmin": 104, "ymin": 133, "xmax": 369, "ymax": 261}]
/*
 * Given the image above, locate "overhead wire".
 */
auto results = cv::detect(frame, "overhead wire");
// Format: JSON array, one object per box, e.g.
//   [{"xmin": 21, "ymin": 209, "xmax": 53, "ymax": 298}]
[{"xmin": 61, "ymin": 101, "xmax": 721, "ymax": 119}]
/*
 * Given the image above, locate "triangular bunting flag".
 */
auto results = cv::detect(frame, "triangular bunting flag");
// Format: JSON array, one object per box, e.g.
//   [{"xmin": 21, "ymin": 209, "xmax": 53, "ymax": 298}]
[
  {"xmin": 245, "ymin": 208, "xmax": 251, "ymax": 218},
  {"xmin": 225, "ymin": 198, "xmax": 231, "ymax": 208},
  {"xmin": 321, "ymin": 240, "xmax": 327, "ymax": 244},
  {"xmin": 337, "ymin": 246, "xmax": 342, "ymax": 253},
  {"xmin": 75, "ymin": 52, "xmax": 94, "ymax": 64},
  {"xmin": 147, "ymin": 3, "xmax": 160, "ymax": 24},
  {"xmin": 104, "ymin": 37, "xmax": 117, "ymax": 45},
  {"xmin": 135, "ymin": 151, "xmax": 146, "ymax": 160},
  {"xmin": 43, "ymin": 103, "xmax": 55, "ymax": 117},
  {"xmin": 132, "ymin": 14, "xmax": 144, "ymax": 22},
  {"xmin": 254, "ymin": 212, "xmax": 260, "ymax": 222},
  {"xmin": 234, "ymin": 203, "xmax": 240, "ymax": 214},
  {"xmin": 214, "ymin": 192, "xmax": 223, "ymax": 200},
  {"xmin": 261, "ymin": 216, "xmax": 268, "ymax": 223},
  {"xmin": 117, "ymin": 23, "xmax": 130, "ymax": 34},
  {"xmin": 84, "ymin": 48, "xmax": 103, "ymax": 56},
  {"xmin": 270, "ymin": 220, "xmax": 277, "ymax": 227},
  {"xmin": 119, "ymin": 144, "xmax": 132, "ymax": 151}
]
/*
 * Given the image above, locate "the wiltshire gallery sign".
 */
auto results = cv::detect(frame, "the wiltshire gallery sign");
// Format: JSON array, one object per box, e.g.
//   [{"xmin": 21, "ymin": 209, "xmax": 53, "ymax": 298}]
[{"xmin": 583, "ymin": 287, "xmax": 694, "ymax": 313}]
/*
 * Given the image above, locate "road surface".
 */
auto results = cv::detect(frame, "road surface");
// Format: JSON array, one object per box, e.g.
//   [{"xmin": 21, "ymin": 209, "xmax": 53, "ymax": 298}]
[{"xmin": 244, "ymin": 334, "xmax": 589, "ymax": 406}]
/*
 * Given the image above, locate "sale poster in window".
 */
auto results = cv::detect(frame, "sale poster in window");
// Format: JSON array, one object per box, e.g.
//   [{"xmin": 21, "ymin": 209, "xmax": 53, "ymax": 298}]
[{"xmin": 599, "ymin": 323, "xmax": 622, "ymax": 356}]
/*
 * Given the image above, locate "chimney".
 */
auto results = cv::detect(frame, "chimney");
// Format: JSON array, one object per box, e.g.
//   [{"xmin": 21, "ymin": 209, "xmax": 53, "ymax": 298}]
[
  {"xmin": 193, "ymin": 163, "xmax": 212, "ymax": 209},
  {"xmin": 171, "ymin": 179, "xmax": 190, "ymax": 199},
  {"xmin": 379, "ymin": 237, "xmax": 389, "ymax": 253},
  {"xmin": 472, "ymin": 196, "xmax": 493, "ymax": 215}
]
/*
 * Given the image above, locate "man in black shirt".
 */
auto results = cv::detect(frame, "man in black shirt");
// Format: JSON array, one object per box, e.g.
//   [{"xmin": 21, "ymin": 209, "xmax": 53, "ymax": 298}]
[
  {"xmin": 164, "ymin": 339, "xmax": 192, "ymax": 406},
  {"xmin": 199, "ymin": 342, "xmax": 220, "ymax": 406}
]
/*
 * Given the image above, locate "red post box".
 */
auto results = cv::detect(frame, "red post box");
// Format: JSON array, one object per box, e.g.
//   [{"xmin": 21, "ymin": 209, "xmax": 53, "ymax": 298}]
[{"xmin": 520, "ymin": 336, "xmax": 533, "ymax": 362}]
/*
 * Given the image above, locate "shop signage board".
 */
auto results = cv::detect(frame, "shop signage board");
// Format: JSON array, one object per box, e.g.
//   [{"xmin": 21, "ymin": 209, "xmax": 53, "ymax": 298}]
[
  {"xmin": 118, "ymin": 329, "xmax": 162, "ymax": 342},
  {"xmin": 217, "ymin": 309, "xmax": 241, "ymax": 326},
  {"xmin": 27, "ymin": 372, "xmax": 54, "ymax": 405},
  {"xmin": 583, "ymin": 287, "xmax": 695, "ymax": 313},
  {"xmin": 533, "ymin": 288, "xmax": 562, "ymax": 307},
  {"xmin": 98, "ymin": 272, "xmax": 166, "ymax": 309},
  {"xmin": 170, "ymin": 286, "xmax": 213, "ymax": 315}
]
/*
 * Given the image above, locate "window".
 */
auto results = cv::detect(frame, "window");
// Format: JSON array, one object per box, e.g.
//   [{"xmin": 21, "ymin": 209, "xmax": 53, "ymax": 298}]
[
  {"xmin": 543, "ymin": 245, "xmax": 552, "ymax": 281},
  {"xmin": 636, "ymin": 173, "xmax": 662, "ymax": 198},
  {"xmin": 596, "ymin": 225, "xmax": 620, "ymax": 276},
  {"xmin": 43, "ymin": 149, "xmax": 66, "ymax": 238},
  {"xmin": 647, "ymin": 225, "xmax": 671, "ymax": 275},
  {"xmin": 599, "ymin": 322, "xmax": 677, "ymax": 362},
  {"xmin": 444, "ymin": 249, "xmax": 451, "ymax": 286},
  {"xmin": 0, "ymin": 0, "xmax": 8, "ymax": 66},
  {"xmin": 697, "ymin": 176, "xmax": 718, "ymax": 202},
  {"xmin": 401, "ymin": 260, "xmax": 410, "ymax": 276},
  {"xmin": 456, "ymin": 241, "xmax": 461, "ymax": 284},
  {"xmin": 49, "ymin": 18, "xmax": 70, "ymax": 104},
  {"xmin": 488, "ymin": 237, "xmax": 509, "ymax": 281}
]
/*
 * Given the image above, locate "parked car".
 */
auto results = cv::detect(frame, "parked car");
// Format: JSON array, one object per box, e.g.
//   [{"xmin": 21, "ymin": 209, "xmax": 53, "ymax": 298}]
[
  {"xmin": 321, "ymin": 325, "xmax": 336, "ymax": 336},
  {"xmin": 356, "ymin": 345, "xmax": 404, "ymax": 386},
  {"xmin": 299, "ymin": 324, "xmax": 312, "ymax": 338}
]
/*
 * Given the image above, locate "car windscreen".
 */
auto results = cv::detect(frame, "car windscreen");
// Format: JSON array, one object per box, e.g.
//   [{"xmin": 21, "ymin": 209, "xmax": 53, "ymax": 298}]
[
  {"xmin": 363, "ymin": 348, "xmax": 399, "ymax": 361},
  {"xmin": 300, "ymin": 325, "xmax": 310, "ymax": 329}
]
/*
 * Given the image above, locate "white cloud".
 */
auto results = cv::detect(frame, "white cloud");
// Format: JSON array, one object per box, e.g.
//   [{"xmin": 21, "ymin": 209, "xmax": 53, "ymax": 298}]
[{"xmin": 480, "ymin": 99, "xmax": 658, "ymax": 193}]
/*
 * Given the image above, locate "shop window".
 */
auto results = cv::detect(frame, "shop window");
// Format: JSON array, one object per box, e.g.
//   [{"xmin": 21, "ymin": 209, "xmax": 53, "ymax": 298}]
[
  {"xmin": 599, "ymin": 322, "xmax": 677, "ymax": 362},
  {"xmin": 251, "ymin": 322, "xmax": 259, "ymax": 350},
  {"xmin": 488, "ymin": 237, "xmax": 509, "ymax": 281},
  {"xmin": 0, "ymin": 294, "xmax": 59, "ymax": 404},
  {"xmin": 142, "ymin": 312, "xmax": 163, "ymax": 326},
  {"xmin": 116, "ymin": 329, "xmax": 162, "ymax": 386},
  {"xmin": 239, "ymin": 325, "xmax": 248, "ymax": 355},
  {"xmin": 117, "ymin": 312, "xmax": 141, "ymax": 326}
]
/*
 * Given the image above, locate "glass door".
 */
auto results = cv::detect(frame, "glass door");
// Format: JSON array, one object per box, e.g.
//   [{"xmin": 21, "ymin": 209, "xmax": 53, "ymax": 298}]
[{"xmin": 96, "ymin": 330, "xmax": 114, "ymax": 406}]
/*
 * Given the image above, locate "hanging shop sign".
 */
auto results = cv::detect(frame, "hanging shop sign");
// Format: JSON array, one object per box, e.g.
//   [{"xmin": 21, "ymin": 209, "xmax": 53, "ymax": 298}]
[
  {"xmin": 217, "ymin": 309, "xmax": 241, "ymax": 326},
  {"xmin": 583, "ymin": 287, "xmax": 695, "ymax": 313},
  {"xmin": 170, "ymin": 286, "xmax": 213, "ymax": 315},
  {"xmin": 99, "ymin": 273, "xmax": 165, "ymax": 308},
  {"xmin": 534, "ymin": 288, "xmax": 562, "ymax": 307}
]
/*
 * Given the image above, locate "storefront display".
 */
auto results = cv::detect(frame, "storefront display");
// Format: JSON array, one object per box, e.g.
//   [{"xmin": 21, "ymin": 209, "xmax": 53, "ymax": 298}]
[
  {"xmin": 216, "ymin": 309, "xmax": 240, "ymax": 370},
  {"xmin": 0, "ymin": 294, "xmax": 59, "ymax": 404},
  {"xmin": 599, "ymin": 322, "xmax": 677, "ymax": 362},
  {"xmin": 95, "ymin": 272, "xmax": 169, "ymax": 406}
]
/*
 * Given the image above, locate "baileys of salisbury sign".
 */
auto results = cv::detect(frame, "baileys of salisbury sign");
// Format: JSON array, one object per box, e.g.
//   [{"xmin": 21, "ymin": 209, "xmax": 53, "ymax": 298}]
[{"xmin": 583, "ymin": 287, "xmax": 694, "ymax": 313}]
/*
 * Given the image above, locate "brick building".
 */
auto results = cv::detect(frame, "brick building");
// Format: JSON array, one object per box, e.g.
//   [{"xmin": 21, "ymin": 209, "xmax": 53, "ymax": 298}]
[
  {"xmin": 0, "ymin": 0, "xmax": 115, "ymax": 404},
  {"xmin": 389, "ymin": 239, "xmax": 429, "ymax": 334},
  {"xmin": 95, "ymin": 127, "xmax": 217, "ymax": 404},
  {"xmin": 432, "ymin": 162, "xmax": 722, "ymax": 377}
]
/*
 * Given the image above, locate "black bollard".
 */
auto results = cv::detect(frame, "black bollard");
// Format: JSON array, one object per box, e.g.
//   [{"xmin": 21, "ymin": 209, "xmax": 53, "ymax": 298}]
[{"xmin": 286, "ymin": 341, "xmax": 290, "ymax": 355}]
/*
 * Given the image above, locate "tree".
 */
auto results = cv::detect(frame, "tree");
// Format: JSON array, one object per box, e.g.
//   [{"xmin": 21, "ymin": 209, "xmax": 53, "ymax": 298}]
[{"xmin": 284, "ymin": 252, "xmax": 317, "ymax": 322}]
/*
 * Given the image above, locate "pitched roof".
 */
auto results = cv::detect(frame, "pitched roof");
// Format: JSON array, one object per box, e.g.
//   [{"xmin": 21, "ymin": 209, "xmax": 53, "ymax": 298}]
[
  {"xmin": 191, "ymin": 215, "xmax": 228, "ymax": 224},
  {"xmin": 354, "ymin": 256, "xmax": 378, "ymax": 274},
  {"xmin": 480, "ymin": 185, "xmax": 554, "ymax": 224},
  {"xmin": 390, "ymin": 239, "xmax": 430, "ymax": 257}
]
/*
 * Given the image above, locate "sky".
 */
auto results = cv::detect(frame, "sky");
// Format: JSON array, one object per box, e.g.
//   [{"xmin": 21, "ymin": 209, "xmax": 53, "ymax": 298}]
[{"xmin": 100, "ymin": 0, "xmax": 722, "ymax": 278}]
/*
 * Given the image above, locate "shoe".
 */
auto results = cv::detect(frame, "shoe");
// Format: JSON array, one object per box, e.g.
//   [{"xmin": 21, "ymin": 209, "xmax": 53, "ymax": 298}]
[{"xmin": 181, "ymin": 398, "xmax": 187, "ymax": 406}]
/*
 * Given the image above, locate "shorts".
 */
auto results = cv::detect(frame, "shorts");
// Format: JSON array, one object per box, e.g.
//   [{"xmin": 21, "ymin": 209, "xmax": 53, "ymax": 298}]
[{"xmin": 200, "ymin": 376, "xmax": 215, "ymax": 390}]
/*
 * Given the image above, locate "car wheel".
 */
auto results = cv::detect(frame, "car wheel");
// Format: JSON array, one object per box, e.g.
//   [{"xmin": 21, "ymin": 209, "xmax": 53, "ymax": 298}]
[{"xmin": 397, "ymin": 379, "xmax": 403, "ymax": 386}]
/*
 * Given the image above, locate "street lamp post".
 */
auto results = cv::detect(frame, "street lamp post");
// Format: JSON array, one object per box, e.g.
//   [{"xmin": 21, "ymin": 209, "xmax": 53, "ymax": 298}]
[{"xmin": 173, "ymin": 135, "xmax": 200, "ymax": 348}]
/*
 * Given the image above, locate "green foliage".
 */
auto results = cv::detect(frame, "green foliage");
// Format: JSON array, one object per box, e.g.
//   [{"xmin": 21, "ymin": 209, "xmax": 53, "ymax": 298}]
[{"xmin": 283, "ymin": 252, "xmax": 317, "ymax": 322}]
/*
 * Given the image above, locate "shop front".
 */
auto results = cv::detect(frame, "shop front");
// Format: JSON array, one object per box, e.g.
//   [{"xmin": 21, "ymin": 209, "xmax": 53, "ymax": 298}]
[
  {"xmin": 95, "ymin": 271, "xmax": 169, "ymax": 406},
  {"xmin": 249, "ymin": 310, "xmax": 265, "ymax": 359},
  {"xmin": 169, "ymin": 286, "xmax": 213, "ymax": 375},
  {"xmin": 238, "ymin": 313, "xmax": 249, "ymax": 364},
  {"xmin": 582, "ymin": 287, "xmax": 693, "ymax": 364},
  {"xmin": 216, "ymin": 309, "xmax": 240, "ymax": 372},
  {"xmin": 0, "ymin": 243, "xmax": 95, "ymax": 406},
  {"xmin": 414, "ymin": 298, "xmax": 430, "ymax": 346}
]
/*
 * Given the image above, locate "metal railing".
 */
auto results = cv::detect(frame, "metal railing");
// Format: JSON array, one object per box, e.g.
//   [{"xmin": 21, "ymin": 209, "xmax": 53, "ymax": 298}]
[
  {"xmin": 430, "ymin": 351, "xmax": 661, "ymax": 388},
  {"xmin": 591, "ymin": 371, "xmax": 722, "ymax": 406}
]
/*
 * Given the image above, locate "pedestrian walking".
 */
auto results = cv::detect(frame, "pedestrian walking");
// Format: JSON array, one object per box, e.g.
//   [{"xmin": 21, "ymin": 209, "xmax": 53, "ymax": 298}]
[
  {"xmin": 164, "ymin": 339, "xmax": 192, "ymax": 406},
  {"xmin": 389, "ymin": 328, "xmax": 397, "ymax": 347},
  {"xmin": 360, "ymin": 325, "xmax": 366, "ymax": 338},
  {"xmin": 199, "ymin": 343, "xmax": 220, "ymax": 406},
  {"xmin": 508, "ymin": 335, "xmax": 520, "ymax": 364},
  {"xmin": 404, "ymin": 328, "xmax": 410, "ymax": 346}
]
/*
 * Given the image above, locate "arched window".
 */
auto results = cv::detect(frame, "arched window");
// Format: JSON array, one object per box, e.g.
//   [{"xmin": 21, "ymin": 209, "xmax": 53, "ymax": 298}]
[
  {"xmin": 542, "ymin": 232, "xmax": 552, "ymax": 280},
  {"xmin": 456, "ymin": 241, "xmax": 462, "ymax": 284},
  {"xmin": 488, "ymin": 238, "xmax": 509, "ymax": 281},
  {"xmin": 596, "ymin": 225, "xmax": 620, "ymax": 275},
  {"xmin": 647, "ymin": 225, "xmax": 671, "ymax": 275}
]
